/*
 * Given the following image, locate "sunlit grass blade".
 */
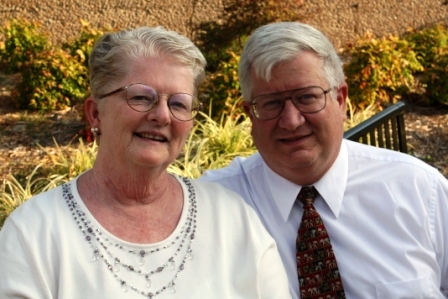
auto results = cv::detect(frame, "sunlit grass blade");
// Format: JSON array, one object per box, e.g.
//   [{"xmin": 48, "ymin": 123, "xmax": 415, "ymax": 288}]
[{"xmin": 0, "ymin": 165, "xmax": 65, "ymax": 226}]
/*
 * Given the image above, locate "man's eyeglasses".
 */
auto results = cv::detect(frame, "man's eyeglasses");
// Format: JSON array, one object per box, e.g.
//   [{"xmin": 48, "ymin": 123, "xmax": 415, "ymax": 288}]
[
  {"xmin": 97, "ymin": 83, "xmax": 202, "ymax": 121},
  {"xmin": 250, "ymin": 86, "xmax": 333, "ymax": 120}
]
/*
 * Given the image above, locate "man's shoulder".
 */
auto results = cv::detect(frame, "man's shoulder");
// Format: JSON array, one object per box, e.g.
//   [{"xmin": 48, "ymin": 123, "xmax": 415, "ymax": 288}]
[
  {"xmin": 200, "ymin": 152, "xmax": 263, "ymax": 182},
  {"xmin": 198, "ymin": 153, "xmax": 266, "ymax": 202},
  {"xmin": 344, "ymin": 139, "xmax": 441, "ymax": 176}
]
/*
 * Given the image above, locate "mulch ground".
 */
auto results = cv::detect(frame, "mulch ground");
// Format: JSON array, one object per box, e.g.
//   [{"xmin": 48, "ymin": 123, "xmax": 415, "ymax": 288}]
[{"xmin": 403, "ymin": 101, "xmax": 448, "ymax": 177}]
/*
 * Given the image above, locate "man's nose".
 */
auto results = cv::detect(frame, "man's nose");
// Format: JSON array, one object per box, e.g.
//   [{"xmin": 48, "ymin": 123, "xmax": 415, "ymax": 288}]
[{"xmin": 278, "ymin": 99, "xmax": 305, "ymax": 129}]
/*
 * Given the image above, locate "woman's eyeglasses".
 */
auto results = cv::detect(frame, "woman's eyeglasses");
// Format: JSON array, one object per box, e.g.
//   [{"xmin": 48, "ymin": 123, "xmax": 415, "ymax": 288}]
[{"xmin": 97, "ymin": 83, "xmax": 202, "ymax": 121}]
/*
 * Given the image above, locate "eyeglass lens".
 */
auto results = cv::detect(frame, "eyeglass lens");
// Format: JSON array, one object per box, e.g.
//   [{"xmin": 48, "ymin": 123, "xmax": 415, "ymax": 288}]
[{"xmin": 126, "ymin": 84, "xmax": 199, "ymax": 121}]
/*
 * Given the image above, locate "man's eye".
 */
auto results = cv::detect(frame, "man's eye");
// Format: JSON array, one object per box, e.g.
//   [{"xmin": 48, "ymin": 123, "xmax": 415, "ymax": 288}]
[
  {"xmin": 262, "ymin": 99, "xmax": 283, "ymax": 110},
  {"xmin": 296, "ymin": 94, "xmax": 318, "ymax": 103}
]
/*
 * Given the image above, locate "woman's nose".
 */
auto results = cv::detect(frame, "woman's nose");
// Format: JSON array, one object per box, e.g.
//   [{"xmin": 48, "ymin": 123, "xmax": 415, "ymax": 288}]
[{"xmin": 148, "ymin": 97, "xmax": 171, "ymax": 124}]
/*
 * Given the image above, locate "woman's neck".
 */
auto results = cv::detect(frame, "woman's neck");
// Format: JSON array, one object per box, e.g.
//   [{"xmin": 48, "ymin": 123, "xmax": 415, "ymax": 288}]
[{"xmin": 77, "ymin": 169, "xmax": 184, "ymax": 243}]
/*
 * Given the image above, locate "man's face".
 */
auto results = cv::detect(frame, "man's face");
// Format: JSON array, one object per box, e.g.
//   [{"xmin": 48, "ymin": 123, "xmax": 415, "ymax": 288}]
[{"xmin": 243, "ymin": 51, "xmax": 347, "ymax": 185}]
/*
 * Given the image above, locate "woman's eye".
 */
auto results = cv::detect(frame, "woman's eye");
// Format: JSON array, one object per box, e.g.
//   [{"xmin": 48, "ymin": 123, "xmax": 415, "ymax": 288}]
[
  {"xmin": 133, "ymin": 95, "xmax": 147, "ymax": 101},
  {"xmin": 129, "ymin": 95, "xmax": 156, "ymax": 103},
  {"xmin": 170, "ymin": 100, "xmax": 191, "ymax": 111}
]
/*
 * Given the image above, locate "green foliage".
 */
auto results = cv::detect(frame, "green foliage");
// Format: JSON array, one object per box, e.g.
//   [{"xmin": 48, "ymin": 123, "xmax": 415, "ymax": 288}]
[
  {"xmin": 13, "ymin": 48, "xmax": 89, "ymax": 111},
  {"xmin": 406, "ymin": 24, "xmax": 448, "ymax": 105},
  {"xmin": 42, "ymin": 138, "xmax": 97, "ymax": 181},
  {"xmin": 168, "ymin": 109, "xmax": 256, "ymax": 178},
  {"xmin": 200, "ymin": 50, "xmax": 243, "ymax": 119},
  {"xmin": 345, "ymin": 24, "xmax": 448, "ymax": 107},
  {"xmin": 422, "ymin": 51, "xmax": 448, "ymax": 105},
  {"xmin": 344, "ymin": 34, "xmax": 423, "ymax": 109},
  {"xmin": 0, "ymin": 18, "xmax": 91, "ymax": 111},
  {"xmin": 0, "ymin": 139, "xmax": 97, "ymax": 226},
  {"xmin": 62, "ymin": 20, "xmax": 107, "ymax": 69},
  {"xmin": 0, "ymin": 18, "xmax": 51, "ymax": 74},
  {"xmin": 405, "ymin": 24, "xmax": 448, "ymax": 69},
  {"xmin": 344, "ymin": 98, "xmax": 378, "ymax": 131},
  {"xmin": 0, "ymin": 165, "xmax": 65, "ymax": 227}
]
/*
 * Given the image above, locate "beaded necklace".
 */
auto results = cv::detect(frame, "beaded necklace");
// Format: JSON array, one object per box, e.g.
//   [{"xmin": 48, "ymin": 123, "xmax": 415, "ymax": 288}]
[{"xmin": 62, "ymin": 177, "xmax": 197, "ymax": 298}]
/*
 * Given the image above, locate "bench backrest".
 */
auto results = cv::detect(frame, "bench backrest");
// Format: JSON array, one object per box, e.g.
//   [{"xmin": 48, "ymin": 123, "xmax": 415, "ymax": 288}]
[{"xmin": 344, "ymin": 101, "xmax": 407, "ymax": 153}]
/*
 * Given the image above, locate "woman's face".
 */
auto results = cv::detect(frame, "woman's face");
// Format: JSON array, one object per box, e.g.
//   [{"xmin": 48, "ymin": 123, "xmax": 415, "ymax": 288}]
[{"xmin": 90, "ymin": 56, "xmax": 195, "ymax": 172}]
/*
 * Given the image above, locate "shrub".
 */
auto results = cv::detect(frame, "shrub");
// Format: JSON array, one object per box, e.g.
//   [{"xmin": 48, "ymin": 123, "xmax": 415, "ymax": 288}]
[
  {"xmin": 405, "ymin": 24, "xmax": 448, "ymax": 105},
  {"xmin": 200, "ymin": 50, "xmax": 243, "ymax": 119},
  {"xmin": 0, "ymin": 18, "xmax": 90, "ymax": 111},
  {"xmin": 12, "ymin": 48, "xmax": 89, "ymax": 111},
  {"xmin": 62, "ymin": 19, "xmax": 108, "ymax": 69},
  {"xmin": 344, "ymin": 34, "xmax": 423, "ymax": 109},
  {"xmin": 405, "ymin": 24, "xmax": 448, "ymax": 69},
  {"xmin": 421, "ymin": 50, "xmax": 448, "ymax": 105},
  {"xmin": 345, "ymin": 24, "xmax": 448, "ymax": 107},
  {"xmin": 0, "ymin": 18, "xmax": 51, "ymax": 74}
]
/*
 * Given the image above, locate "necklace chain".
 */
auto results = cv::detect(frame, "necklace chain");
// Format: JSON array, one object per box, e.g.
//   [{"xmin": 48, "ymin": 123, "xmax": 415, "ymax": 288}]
[{"xmin": 62, "ymin": 177, "xmax": 197, "ymax": 298}]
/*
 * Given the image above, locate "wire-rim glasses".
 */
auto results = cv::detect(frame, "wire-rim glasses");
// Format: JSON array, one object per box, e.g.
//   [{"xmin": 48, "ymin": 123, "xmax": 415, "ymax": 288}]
[
  {"xmin": 97, "ymin": 83, "xmax": 202, "ymax": 121},
  {"xmin": 250, "ymin": 86, "xmax": 333, "ymax": 120}
]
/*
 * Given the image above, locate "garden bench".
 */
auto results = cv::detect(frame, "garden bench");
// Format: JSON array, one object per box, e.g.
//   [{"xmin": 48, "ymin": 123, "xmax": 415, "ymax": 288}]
[{"xmin": 344, "ymin": 101, "xmax": 407, "ymax": 153}]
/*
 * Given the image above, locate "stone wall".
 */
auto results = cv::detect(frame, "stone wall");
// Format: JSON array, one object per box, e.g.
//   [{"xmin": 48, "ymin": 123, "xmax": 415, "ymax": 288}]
[
  {"xmin": 301, "ymin": 0, "xmax": 448, "ymax": 49},
  {"xmin": 0, "ymin": 0, "xmax": 224, "ymax": 44},
  {"xmin": 1, "ymin": 0, "xmax": 448, "ymax": 49}
]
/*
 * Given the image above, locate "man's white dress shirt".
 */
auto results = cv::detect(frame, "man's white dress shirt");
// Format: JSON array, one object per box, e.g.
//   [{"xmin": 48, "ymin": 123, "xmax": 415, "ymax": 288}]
[{"xmin": 200, "ymin": 139, "xmax": 448, "ymax": 299}]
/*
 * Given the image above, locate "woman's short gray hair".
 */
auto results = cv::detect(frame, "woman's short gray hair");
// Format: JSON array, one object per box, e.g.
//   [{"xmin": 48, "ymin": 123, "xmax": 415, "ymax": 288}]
[
  {"xmin": 89, "ymin": 26, "xmax": 206, "ymax": 99},
  {"xmin": 239, "ymin": 22, "xmax": 345, "ymax": 102}
]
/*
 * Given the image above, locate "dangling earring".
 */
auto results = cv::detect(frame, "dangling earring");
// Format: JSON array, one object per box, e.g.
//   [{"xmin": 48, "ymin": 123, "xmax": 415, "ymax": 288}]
[{"xmin": 91, "ymin": 127, "xmax": 100, "ymax": 136}]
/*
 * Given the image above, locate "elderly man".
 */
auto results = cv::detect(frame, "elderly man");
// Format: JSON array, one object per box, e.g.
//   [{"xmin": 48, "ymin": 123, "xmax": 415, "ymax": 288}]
[{"xmin": 200, "ymin": 22, "xmax": 448, "ymax": 298}]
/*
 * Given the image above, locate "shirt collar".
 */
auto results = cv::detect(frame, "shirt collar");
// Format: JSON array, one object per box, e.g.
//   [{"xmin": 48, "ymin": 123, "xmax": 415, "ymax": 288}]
[
  {"xmin": 264, "ymin": 164, "xmax": 301, "ymax": 222},
  {"xmin": 314, "ymin": 141, "xmax": 348, "ymax": 218},
  {"xmin": 264, "ymin": 141, "xmax": 348, "ymax": 222}
]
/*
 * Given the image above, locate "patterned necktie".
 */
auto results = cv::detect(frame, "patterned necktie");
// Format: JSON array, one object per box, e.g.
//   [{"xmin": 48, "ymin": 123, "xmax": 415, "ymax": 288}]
[{"xmin": 296, "ymin": 186, "xmax": 346, "ymax": 299}]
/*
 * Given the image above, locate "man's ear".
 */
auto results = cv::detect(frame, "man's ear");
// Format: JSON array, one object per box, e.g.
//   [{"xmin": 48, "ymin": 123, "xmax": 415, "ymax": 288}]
[
  {"xmin": 336, "ymin": 82, "xmax": 348, "ymax": 120},
  {"xmin": 242, "ymin": 102, "xmax": 254, "ymax": 121},
  {"xmin": 84, "ymin": 96, "xmax": 101, "ymax": 128}
]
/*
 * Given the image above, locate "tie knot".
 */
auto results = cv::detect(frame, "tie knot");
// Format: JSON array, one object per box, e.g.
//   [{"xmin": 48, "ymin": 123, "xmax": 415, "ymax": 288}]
[{"xmin": 297, "ymin": 186, "xmax": 318, "ymax": 206}]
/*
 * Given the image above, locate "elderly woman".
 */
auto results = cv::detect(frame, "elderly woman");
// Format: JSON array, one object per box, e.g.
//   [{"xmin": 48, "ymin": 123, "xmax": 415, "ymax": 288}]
[{"xmin": 0, "ymin": 27, "xmax": 291, "ymax": 298}]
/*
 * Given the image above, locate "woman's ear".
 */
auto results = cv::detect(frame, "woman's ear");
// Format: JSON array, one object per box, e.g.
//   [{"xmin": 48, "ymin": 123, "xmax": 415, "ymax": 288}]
[{"xmin": 85, "ymin": 96, "xmax": 101, "ymax": 128}]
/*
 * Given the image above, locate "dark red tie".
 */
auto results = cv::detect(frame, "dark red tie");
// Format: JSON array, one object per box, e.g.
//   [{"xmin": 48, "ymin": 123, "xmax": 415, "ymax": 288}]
[{"xmin": 296, "ymin": 186, "xmax": 346, "ymax": 299}]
